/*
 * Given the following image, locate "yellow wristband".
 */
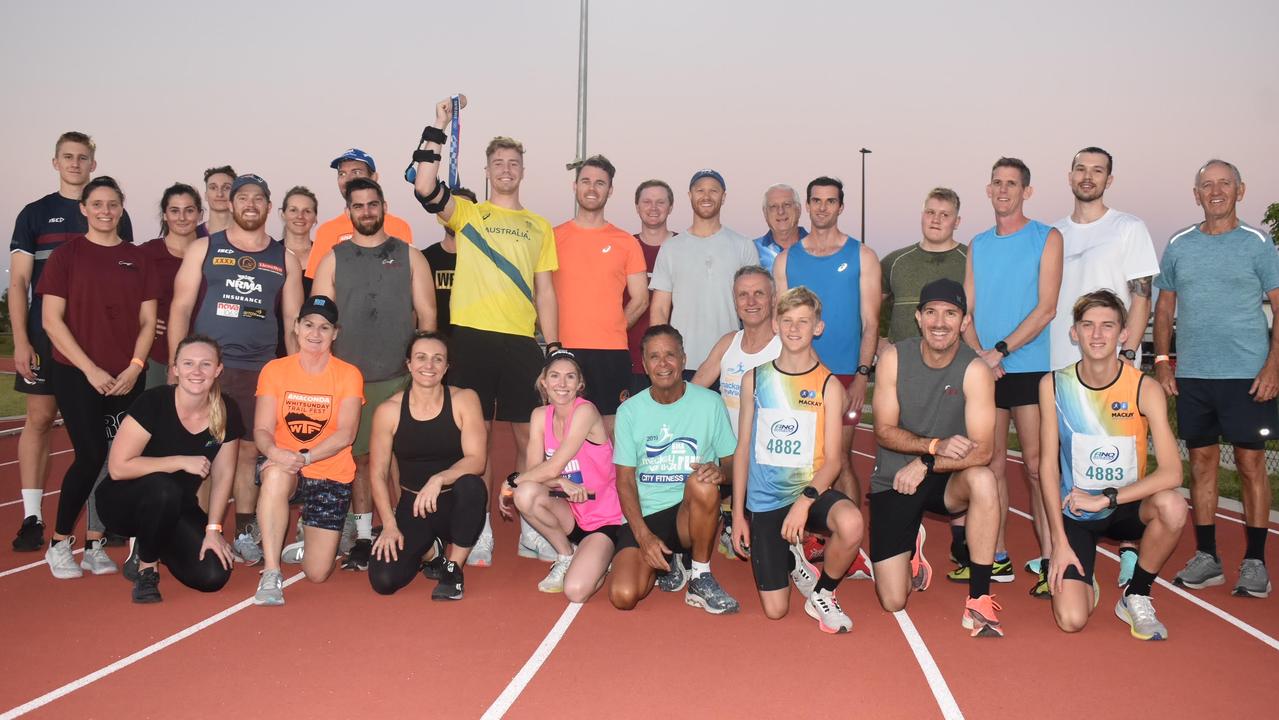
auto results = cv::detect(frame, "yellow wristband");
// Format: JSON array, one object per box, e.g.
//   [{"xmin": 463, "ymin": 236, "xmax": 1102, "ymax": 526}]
[
  {"xmin": 928, "ymin": 438, "xmax": 939, "ymax": 454},
  {"xmin": 205, "ymin": 524, "xmax": 222, "ymax": 532},
  {"xmin": 130, "ymin": 357, "xmax": 146, "ymax": 370}
]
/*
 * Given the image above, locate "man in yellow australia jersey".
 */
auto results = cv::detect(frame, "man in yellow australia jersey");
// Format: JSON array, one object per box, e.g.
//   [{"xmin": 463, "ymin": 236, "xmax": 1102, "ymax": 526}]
[
  {"xmin": 1038, "ymin": 290, "xmax": 1187, "ymax": 640},
  {"xmin": 410, "ymin": 97, "xmax": 560, "ymax": 567}
]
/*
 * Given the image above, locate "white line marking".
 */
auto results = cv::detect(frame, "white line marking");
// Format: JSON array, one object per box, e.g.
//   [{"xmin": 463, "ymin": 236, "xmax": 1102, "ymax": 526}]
[
  {"xmin": 480, "ymin": 602, "xmax": 583, "ymax": 719},
  {"xmin": 1007, "ymin": 507, "xmax": 1279, "ymax": 652},
  {"xmin": 0, "ymin": 491, "xmax": 60, "ymax": 509},
  {"xmin": 892, "ymin": 610, "xmax": 964, "ymax": 719},
  {"xmin": 0, "ymin": 572, "xmax": 306, "ymax": 719},
  {"xmin": 0, "ymin": 449, "xmax": 73, "ymax": 468},
  {"xmin": 0, "ymin": 548, "xmax": 82, "ymax": 579}
]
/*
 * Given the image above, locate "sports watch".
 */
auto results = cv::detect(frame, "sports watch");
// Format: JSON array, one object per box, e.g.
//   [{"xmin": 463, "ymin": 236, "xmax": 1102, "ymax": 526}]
[
  {"xmin": 1102, "ymin": 487, "xmax": 1118, "ymax": 510},
  {"xmin": 856, "ymin": 364, "xmax": 873, "ymax": 376},
  {"xmin": 994, "ymin": 340, "xmax": 1010, "ymax": 357},
  {"xmin": 299, "ymin": 449, "xmax": 311, "ymax": 466},
  {"xmin": 920, "ymin": 453, "xmax": 937, "ymax": 472},
  {"xmin": 1119, "ymin": 349, "xmax": 1137, "ymax": 361},
  {"xmin": 801, "ymin": 486, "xmax": 820, "ymax": 501}
]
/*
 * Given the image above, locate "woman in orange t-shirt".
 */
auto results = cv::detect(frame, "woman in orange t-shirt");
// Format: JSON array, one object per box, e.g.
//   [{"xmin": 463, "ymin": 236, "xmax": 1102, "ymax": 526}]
[{"xmin": 250, "ymin": 295, "xmax": 364, "ymax": 606}]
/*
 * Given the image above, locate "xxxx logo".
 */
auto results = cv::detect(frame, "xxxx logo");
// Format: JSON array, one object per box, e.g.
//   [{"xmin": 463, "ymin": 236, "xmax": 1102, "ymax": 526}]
[{"xmin": 283, "ymin": 390, "xmax": 332, "ymax": 442}]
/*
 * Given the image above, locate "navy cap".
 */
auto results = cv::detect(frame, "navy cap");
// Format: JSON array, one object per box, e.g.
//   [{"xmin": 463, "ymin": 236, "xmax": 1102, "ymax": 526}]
[
  {"xmin": 330, "ymin": 148, "xmax": 376, "ymax": 173},
  {"xmin": 298, "ymin": 295, "xmax": 339, "ymax": 324},
  {"xmin": 230, "ymin": 174, "xmax": 270, "ymax": 200},
  {"xmin": 917, "ymin": 279, "xmax": 967, "ymax": 314},
  {"xmin": 689, "ymin": 168, "xmax": 725, "ymax": 191}
]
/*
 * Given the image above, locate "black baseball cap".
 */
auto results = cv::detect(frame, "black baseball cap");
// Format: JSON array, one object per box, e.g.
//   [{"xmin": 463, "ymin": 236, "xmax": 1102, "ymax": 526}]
[
  {"xmin": 917, "ymin": 279, "xmax": 967, "ymax": 314},
  {"xmin": 299, "ymin": 295, "xmax": 339, "ymax": 324}
]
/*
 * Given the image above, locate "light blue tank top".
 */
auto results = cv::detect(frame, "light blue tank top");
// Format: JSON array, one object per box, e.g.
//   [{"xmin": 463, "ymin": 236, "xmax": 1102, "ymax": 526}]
[
  {"xmin": 970, "ymin": 220, "xmax": 1051, "ymax": 373},
  {"xmin": 785, "ymin": 237, "xmax": 861, "ymax": 374}
]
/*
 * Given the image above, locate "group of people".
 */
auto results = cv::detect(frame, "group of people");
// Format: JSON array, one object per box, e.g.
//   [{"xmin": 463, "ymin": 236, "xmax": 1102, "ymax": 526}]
[{"xmin": 6, "ymin": 102, "xmax": 1274, "ymax": 641}]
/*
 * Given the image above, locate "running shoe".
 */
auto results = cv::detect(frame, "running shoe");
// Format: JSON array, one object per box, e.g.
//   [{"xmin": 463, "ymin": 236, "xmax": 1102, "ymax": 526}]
[
  {"xmin": 421, "ymin": 538, "xmax": 446, "ymax": 581},
  {"xmin": 342, "ymin": 539, "xmax": 372, "ymax": 571},
  {"xmin": 12, "ymin": 515, "xmax": 45, "ymax": 552},
  {"xmin": 718, "ymin": 523, "xmax": 738, "ymax": 560},
  {"xmin": 1030, "ymin": 563, "xmax": 1051, "ymax": 599},
  {"xmin": 46, "ymin": 536, "xmax": 83, "ymax": 580},
  {"xmin": 1233, "ymin": 559, "xmax": 1272, "ymax": 599},
  {"xmin": 911, "ymin": 525, "xmax": 931, "ymax": 592},
  {"xmin": 338, "ymin": 513, "xmax": 357, "ymax": 556},
  {"xmin": 789, "ymin": 542, "xmax": 819, "ymax": 598},
  {"xmin": 254, "ymin": 569, "xmax": 285, "ymax": 606},
  {"xmin": 1115, "ymin": 594, "xmax": 1167, "ymax": 640},
  {"xmin": 281, "ymin": 541, "xmax": 306, "ymax": 564},
  {"xmin": 517, "ymin": 525, "xmax": 558, "ymax": 562},
  {"xmin": 233, "ymin": 531, "xmax": 264, "ymax": 566},
  {"xmin": 803, "ymin": 535, "xmax": 827, "ymax": 563},
  {"xmin": 122, "ymin": 540, "xmax": 140, "ymax": 583},
  {"xmin": 467, "ymin": 526, "xmax": 494, "ymax": 567},
  {"xmin": 657, "ymin": 553, "xmax": 688, "ymax": 592},
  {"xmin": 846, "ymin": 549, "xmax": 874, "ymax": 580},
  {"xmin": 685, "ymin": 572, "xmax": 739, "ymax": 615},
  {"xmin": 80, "ymin": 539, "xmax": 118, "ymax": 575},
  {"xmin": 805, "ymin": 588, "xmax": 853, "ymax": 634},
  {"xmin": 1023, "ymin": 557, "xmax": 1043, "ymax": 575},
  {"xmin": 1173, "ymin": 551, "xmax": 1224, "ymax": 589},
  {"xmin": 962, "ymin": 594, "xmax": 1004, "ymax": 638},
  {"xmin": 132, "ymin": 567, "xmax": 162, "ymax": 604},
  {"xmin": 992, "ymin": 556, "xmax": 1015, "ymax": 583},
  {"xmin": 432, "ymin": 560, "xmax": 464, "ymax": 601},
  {"xmin": 1117, "ymin": 547, "xmax": 1138, "ymax": 587},
  {"xmin": 538, "ymin": 556, "xmax": 572, "ymax": 593},
  {"xmin": 946, "ymin": 564, "xmax": 970, "ymax": 583}
]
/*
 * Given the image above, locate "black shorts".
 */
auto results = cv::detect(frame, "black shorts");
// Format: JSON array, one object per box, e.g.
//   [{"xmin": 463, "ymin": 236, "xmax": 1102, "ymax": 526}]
[
  {"xmin": 747, "ymin": 490, "xmax": 849, "ymax": 591},
  {"xmin": 296, "ymin": 477, "xmax": 353, "ymax": 532},
  {"xmin": 13, "ymin": 331, "xmax": 54, "ymax": 396},
  {"xmin": 1061, "ymin": 502, "xmax": 1145, "ymax": 585},
  {"xmin": 868, "ymin": 473, "xmax": 959, "ymax": 563},
  {"xmin": 615, "ymin": 501, "xmax": 690, "ymax": 555},
  {"xmin": 448, "ymin": 326, "xmax": 542, "ymax": 422},
  {"xmin": 565, "ymin": 348, "xmax": 632, "ymax": 415},
  {"xmin": 568, "ymin": 522, "xmax": 621, "ymax": 546},
  {"xmin": 220, "ymin": 366, "xmax": 260, "ymax": 441},
  {"xmin": 995, "ymin": 371, "xmax": 1045, "ymax": 410},
  {"xmin": 629, "ymin": 372, "xmax": 652, "ymax": 398},
  {"xmin": 1177, "ymin": 377, "xmax": 1279, "ymax": 450}
]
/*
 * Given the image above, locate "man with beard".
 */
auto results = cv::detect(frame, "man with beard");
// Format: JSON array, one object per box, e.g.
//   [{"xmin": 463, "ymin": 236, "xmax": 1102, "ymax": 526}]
[
  {"xmin": 649, "ymin": 170, "xmax": 759, "ymax": 373},
  {"xmin": 552, "ymin": 155, "xmax": 648, "ymax": 434},
  {"xmin": 753, "ymin": 184, "xmax": 807, "ymax": 273},
  {"xmin": 169, "ymin": 174, "xmax": 305, "ymax": 564},
  {"xmin": 312, "ymin": 177, "xmax": 436, "ymax": 569},
  {"xmin": 410, "ymin": 97, "xmax": 560, "ymax": 567},
  {"xmin": 306, "ymin": 149, "xmax": 414, "ymax": 281}
]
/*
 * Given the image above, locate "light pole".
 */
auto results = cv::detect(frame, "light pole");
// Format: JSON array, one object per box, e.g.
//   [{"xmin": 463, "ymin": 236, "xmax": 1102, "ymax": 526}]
[
  {"xmin": 574, "ymin": 0, "xmax": 589, "ymax": 164},
  {"xmin": 859, "ymin": 148, "xmax": 872, "ymax": 240}
]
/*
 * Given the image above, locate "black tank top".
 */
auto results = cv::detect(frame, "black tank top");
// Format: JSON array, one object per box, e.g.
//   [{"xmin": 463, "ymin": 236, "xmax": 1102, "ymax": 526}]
[{"xmin": 393, "ymin": 388, "xmax": 463, "ymax": 492}]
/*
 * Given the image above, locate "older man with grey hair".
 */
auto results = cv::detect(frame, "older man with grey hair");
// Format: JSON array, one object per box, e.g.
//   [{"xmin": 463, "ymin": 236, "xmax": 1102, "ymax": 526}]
[{"xmin": 753, "ymin": 184, "xmax": 808, "ymax": 273}]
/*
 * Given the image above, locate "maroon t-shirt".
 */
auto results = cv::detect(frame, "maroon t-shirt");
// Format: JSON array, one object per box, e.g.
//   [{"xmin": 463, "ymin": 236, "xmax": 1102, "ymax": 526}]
[
  {"xmin": 625, "ymin": 236, "xmax": 663, "ymax": 374},
  {"xmin": 139, "ymin": 238, "xmax": 185, "ymax": 364},
  {"xmin": 36, "ymin": 236, "xmax": 158, "ymax": 375}
]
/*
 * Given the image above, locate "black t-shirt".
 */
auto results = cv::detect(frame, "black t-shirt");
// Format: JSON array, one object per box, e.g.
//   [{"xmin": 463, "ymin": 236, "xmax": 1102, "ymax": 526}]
[
  {"xmin": 422, "ymin": 241, "xmax": 456, "ymax": 332},
  {"xmin": 123, "ymin": 385, "xmax": 244, "ymax": 485},
  {"xmin": 9, "ymin": 192, "xmax": 135, "ymax": 336}
]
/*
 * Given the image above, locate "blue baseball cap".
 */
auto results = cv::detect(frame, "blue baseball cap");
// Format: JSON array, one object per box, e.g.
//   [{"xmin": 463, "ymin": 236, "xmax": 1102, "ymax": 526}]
[
  {"xmin": 230, "ymin": 174, "xmax": 270, "ymax": 200},
  {"xmin": 689, "ymin": 168, "xmax": 725, "ymax": 190},
  {"xmin": 330, "ymin": 148, "xmax": 376, "ymax": 173}
]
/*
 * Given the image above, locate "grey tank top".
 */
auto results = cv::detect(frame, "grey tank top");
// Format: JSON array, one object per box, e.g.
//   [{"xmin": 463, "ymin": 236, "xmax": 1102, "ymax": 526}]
[
  {"xmin": 332, "ymin": 238, "xmax": 414, "ymax": 382},
  {"xmin": 193, "ymin": 231, "xmax": 287, "ymax": 370},
  {"xmin": 870, "ymin": 339, "xmax": 977, "ymax": 493}
]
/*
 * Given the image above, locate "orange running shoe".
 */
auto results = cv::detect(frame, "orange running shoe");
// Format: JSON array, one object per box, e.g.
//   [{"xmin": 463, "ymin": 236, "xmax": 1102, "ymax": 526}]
[
  {"xmin": 911, "ymin": 525, "xmax": 931, "ymax": 592},
  {"xmin": 962, "ymin": 594, "xmax": 1004, "ymax": 638}
]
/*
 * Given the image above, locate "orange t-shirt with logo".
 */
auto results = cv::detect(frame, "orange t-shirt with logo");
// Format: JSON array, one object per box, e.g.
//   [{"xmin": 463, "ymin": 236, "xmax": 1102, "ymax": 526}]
[
  {"xmin": 552, "ymin": 221, "xmax": 646, "ymax": 349},
  {"xmin": 305, "ymin": 212, "xmax": 415, "ymax": 278},
  {"xmin": 256, "ymin": 354, "xmax": 365, "ymax": 482}
]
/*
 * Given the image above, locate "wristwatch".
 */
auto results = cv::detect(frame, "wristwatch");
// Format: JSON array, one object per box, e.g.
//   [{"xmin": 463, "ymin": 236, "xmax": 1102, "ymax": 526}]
[
  {"xmin": 506, "ymin": 472, "xmax": 520, "ymax": 489},
  {"xmin": 994, "ymin": 340, "xmax": 1010, "ymax": 357},
  {"xmin": 856, "ymin": 364, "xmax": 873, "ymax": 376},
  {"xmin": 801, "ymin": 486, "xmax": 820, "ymax": 500},
  {"xmin": 1119, "ymin": 348, "xmax": 1136, "ymax": 361},
  {"xmin": 920, "ymin": 453, "xmax": 936, "ymax": 472},
  {"xmin": 299, "ymin": 449, "xmax": 311, "ymax": 466},
  {"xmin": 1102, "ymin": 487, "xmax": 1118, "ymax": 510}
]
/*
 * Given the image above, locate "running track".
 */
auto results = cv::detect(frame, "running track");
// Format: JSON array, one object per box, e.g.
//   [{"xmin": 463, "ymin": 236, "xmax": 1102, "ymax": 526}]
[{"xmin": 0, "ymin": 426, "xmax": 1275, "ymax": 719}]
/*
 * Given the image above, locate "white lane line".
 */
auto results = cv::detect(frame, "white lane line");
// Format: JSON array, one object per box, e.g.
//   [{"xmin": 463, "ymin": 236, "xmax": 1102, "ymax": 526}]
[
  {"xmin": 480, "ymin": 602, "xmax": 583, "ymax": 719},
  {"xmin": 892, "ymin": 610, "xmax": 964, "ymax": 719},
  {"xmin": 1007, "ymin": 507, "xmax": 1279, "ymax": 652},
  {"xmin": 0, "ymin": 572, "xmax": 306, "ymax": 719},
  {"xmin": 0, "ymin": 548, "xmax": 82, "ymax": 579},
  {"xmin": 0, "ymin": 449, "xmax": 73, "ymax": 468},
  {"xmin": 0, "ymin": 491, "xmax": 60, "ymax": 509}
]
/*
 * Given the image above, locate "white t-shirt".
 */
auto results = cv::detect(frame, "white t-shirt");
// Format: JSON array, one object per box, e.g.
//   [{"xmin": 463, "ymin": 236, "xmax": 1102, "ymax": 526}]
[
  {"xmin": 1050, "ymin": 208, "xmax": 1160, "ymax": 369},
  {"xmin": 718, "ymin": 330, "xmax": 782, "ymax": 438}
]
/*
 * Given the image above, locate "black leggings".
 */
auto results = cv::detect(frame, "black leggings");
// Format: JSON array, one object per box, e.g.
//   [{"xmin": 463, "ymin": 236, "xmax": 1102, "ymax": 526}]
[
  {"xmin": 369, "ymin": 473, "xmax": 487, "ymax": 595},
  {"xmin": 51, "ymin": 361, "xmax": 142, "ymax": 537},
  {"xmin": 94, "ymin": 473, "xmax": 231, "ymax": 592}
]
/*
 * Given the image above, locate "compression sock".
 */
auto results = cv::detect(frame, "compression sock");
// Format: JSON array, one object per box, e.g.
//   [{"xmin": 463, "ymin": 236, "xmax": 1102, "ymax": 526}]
[
  {"xmin": 1245, "ymin": 526, "xmax": 1268, "ymax": 563},
  {"xmin": 969, "ymin": 563, "xmax": 993, "ymax": 599},
  {"xmin": 1194, "ymin": 524, "xmax": 1218, "ymax": 559},
  {"xmin": 21, "ymin": 489, "xmax": 43, "ymax": 521},
  {"xmin": 815, "ymin": 571, "xmax": 841, "ymax": 594},
  {"xmin": 690, "ymin": 560, "xmax": 710, "ymax": 579},
  {"xmin": 355, "ymin": 513, "xmax": 373, "ymax": 541},
  {"xmin": 1125, "ymin": 564, "xmax": 1157, "ymax": 597}
]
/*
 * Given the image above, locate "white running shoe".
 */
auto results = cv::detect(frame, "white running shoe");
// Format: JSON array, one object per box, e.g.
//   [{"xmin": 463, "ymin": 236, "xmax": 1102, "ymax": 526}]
[
  {"xmin": 281, "ymin": 541, "xmax": 306, "ymax": 564},
  {"xmin": 789, "ymin": 542, "xmax": 819, "ymax": 598},
  {"xmin": 805, "ymin": 588, "xmax": 853, "ymax": 634},
  {"xmin": 517, "ymin": 518, "xmax": 557, "ymax": 562},
  {"xmin": 46, "ymin": 536, "xmax": 83, "ymax": 579},
  {"xmin": 79, "ymin": 539, "xmax": 118, "ymax": 575},
  {"xmin": 467, "ymin": 526, "xmax": 494, "ymax": 567},
  {"xmin": 538, "ymin": 556, "xmax": 573, "ymax": 593},
  {"xmin": 253, "ymin": 569, "xmax": 285, "ymax": 606}
]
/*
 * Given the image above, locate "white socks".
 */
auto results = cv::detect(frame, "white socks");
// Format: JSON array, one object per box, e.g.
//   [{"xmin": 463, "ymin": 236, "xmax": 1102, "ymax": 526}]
[
  {"xmin": 22, "ymin": 489, "xmax": 43, "ymax": 520},
  {"xmin": 354, "ymin": 513, "xmax": 373, "ymax": 541},
  {"xmin": 690, "ymin": 560, "xmax": 710, "ymax": 579}
]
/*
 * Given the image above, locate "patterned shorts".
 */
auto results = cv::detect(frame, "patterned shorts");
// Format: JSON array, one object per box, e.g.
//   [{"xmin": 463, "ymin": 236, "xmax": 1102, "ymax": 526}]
[{"xmin": 297, "ymin": 477, "xmax": 352, "ymax": 532}]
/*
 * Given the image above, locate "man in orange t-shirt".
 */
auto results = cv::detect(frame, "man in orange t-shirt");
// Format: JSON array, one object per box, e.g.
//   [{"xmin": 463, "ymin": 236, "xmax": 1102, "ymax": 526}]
[
  {"xmin": 305, "ymin": 149, "xmax": 414, "ymax": 279},
  {"xmin": 552, "ymin": 155, "xmax": 648, "ymax": 432}
]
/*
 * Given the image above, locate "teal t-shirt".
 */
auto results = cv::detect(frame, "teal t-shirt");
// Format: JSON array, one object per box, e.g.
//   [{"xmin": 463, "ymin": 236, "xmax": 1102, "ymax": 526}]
[{"xmin": 614, "ymin": 383, "xmax": 736, "ymax": 516}]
